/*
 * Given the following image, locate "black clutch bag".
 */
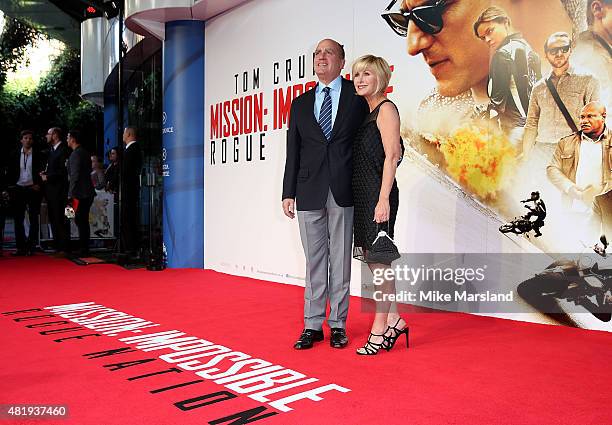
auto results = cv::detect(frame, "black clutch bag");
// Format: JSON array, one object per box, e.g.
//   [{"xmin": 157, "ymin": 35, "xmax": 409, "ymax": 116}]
[{"xmin": 365, "ymin": 222, "xmax": 401, "ymax": 265}]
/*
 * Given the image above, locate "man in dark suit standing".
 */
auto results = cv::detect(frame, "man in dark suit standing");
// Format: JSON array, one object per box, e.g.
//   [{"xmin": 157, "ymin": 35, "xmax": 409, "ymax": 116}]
[
  {"xmin": 42, "ymin": 127, "xmax": 71, "ymax": 254},
  {"xmin": 282, "ymin": 39, "xmax": 368, "ymax": 349},
  {"xmin": 7, "ymin": 130, "xmax": 45, "ymax": 256},
  {"xmin": 0, "ymin": 156, "xmax": 9, "ymax": 255},
  {"xmin": 121, "ymin": 126, "xmax": 142, "ymax": 259},
  {"xmin": 67, "ymin": 130, "xmax": 96, "ymax": 257}
]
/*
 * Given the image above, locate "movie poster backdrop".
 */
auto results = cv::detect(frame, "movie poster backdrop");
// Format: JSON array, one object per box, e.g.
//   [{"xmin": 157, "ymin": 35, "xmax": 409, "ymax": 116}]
[{"xmin": 204, "ymin": 0, "xmax": 611, "ymax": 331}]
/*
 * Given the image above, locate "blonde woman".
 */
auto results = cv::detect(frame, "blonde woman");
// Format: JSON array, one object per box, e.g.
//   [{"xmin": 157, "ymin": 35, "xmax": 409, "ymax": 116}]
[{"xmin": 352, "ymin": 55, "xmax": 408, "ymax": 355}]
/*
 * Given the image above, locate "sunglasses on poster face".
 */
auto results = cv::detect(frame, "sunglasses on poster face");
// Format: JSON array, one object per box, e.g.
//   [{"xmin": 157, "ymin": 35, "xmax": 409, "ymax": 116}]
[
  {"xmin": 381, "ymin": 0, "xmax": 447, "ymax": 37},
  {"xmin": 546, "ymin": 45, "xmax": 571, "ymax": 55}
]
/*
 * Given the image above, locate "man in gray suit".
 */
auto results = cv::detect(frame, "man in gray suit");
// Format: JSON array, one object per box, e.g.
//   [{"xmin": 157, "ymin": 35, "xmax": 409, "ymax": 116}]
[
  {"xmin": 282, "ymin": 39, "xmax": 368, "ymax": 349},
  {"xmin": 67, "ymin": 130, "xmax": 96, "ymax": 257}
]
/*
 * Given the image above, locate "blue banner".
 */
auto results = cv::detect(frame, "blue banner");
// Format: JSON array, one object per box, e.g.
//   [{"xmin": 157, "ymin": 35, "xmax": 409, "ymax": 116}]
[{"xmin": 162, "ymin": 20, "xmax": 205, "ymax": 268}]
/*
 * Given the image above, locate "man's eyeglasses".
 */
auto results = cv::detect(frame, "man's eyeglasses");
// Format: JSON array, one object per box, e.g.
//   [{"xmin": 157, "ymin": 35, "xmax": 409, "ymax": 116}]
[
  {"xmin": 546, "ymin": 45, "xmax": 571, "ymax": 55},
  {"xmin": 381, "ymin": 0, "xmax": 447, "ymax": 37}
]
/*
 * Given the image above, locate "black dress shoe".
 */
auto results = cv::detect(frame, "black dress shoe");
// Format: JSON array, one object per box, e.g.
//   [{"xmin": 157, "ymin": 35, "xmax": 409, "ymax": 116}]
[
  {"xmin": 11, "ymin": 250, "xmax": 27, "ymax": 257},
  {"xmin": 294, "ymin": 329, "xmax": 324, "ymax": 350},
  {"xmin": 330, "ymin": 328, "xmax": 348, "ymax": 348}
]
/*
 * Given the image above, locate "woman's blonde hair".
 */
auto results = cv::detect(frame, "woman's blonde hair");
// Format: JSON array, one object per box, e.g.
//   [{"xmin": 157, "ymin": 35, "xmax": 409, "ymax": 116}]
[{"xmin": 351, "ymin": 55, "xmax": 392, "ymax": 94}]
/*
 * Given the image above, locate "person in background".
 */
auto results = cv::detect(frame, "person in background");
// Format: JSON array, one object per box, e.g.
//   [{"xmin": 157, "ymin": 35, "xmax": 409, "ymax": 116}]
[
  {"xmin": 104, "ymin": 147, "xmax": 120, "ymax": 194},
  {"xmin": 7, "ymin": 130, "xmax": 45, "ymax": 256},
  {"xmin": 90, "ymin": 155, "xmax": 106, "ymax": 190},
  {"xmin": 42, "ymin": 127, "xmax": 71, "ymax": 254},
  {"xmin": 121, "ymin": 127, "xmax": 143, "ymax": 259},
  {"xmin": 0, "ymin": 158, "xmax": 8, "ymax": 256},
  {"xmin": 67, "ymin": 130, "xmax": 96, "ymax": 257}
]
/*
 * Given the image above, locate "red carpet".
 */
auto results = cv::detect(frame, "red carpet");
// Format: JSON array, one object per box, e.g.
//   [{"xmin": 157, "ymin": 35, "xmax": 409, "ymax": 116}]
[{"xmin": 1, "ymin": 255, "xmax": 611, "ymax": 425}]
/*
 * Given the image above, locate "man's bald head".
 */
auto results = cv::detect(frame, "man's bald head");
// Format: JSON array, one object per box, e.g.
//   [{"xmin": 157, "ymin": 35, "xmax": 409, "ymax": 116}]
[
  {"xmin": 582, "ymin": 101, "xmax": 607, "ymax": 116},
  {"xmin": 317, "ymin": 38, "xmax": 345, "ymax": 59},
  {"xmin": 123, "ymin": 126, "xmax": 138, "ymax": 144},
  {"xmin": 580, "ymin": 101, "xmax": 607, "ymax": 138}
]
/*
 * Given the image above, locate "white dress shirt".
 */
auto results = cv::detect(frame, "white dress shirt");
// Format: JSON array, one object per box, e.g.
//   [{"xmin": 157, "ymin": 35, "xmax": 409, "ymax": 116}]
[
  {"xmin": 572, "ymin": 131, "xmax": 605, "ymax": 211},
  {"xmin": 17, "ymin": 148, "xmax": 34, "ymax": 186}
]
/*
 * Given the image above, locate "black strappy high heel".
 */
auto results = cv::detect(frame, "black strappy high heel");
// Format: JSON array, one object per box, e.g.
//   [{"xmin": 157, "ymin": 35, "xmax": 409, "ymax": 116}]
[
  {"xmin": 356, "ymin": 332, "xmax": 386, "ymax": 355},
  {"xmin": 382, "ymin": 318, "xmax": 409, "ymax": 351}
]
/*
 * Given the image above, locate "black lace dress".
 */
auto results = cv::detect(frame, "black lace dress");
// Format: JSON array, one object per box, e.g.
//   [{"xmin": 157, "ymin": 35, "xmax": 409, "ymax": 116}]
[{"xmin": 352, "ymin": 99, "xmax": 400, "ymax": 264}]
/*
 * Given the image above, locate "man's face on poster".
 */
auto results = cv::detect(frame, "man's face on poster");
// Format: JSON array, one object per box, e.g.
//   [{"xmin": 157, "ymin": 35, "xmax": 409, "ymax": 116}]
[
  {"xmin": 580, "ymin": 104, "xmax": 607, "ymax": 137},
  {"xmin": 591, "ymin": 1, "xmax": 612, "ymax": 33},
  {"xmin": 401, "ymin": 0, "xmax": 490, "ymax": 97},
  {"xmin": 545, "ymin": 36, "xmax": 571, "ymax": 69}
]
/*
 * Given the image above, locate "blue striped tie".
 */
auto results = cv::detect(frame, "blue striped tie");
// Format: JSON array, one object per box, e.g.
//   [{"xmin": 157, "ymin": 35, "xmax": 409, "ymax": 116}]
[{"xmin": 319, "ymin": 87, "xmax": 332, "ymax": 141}]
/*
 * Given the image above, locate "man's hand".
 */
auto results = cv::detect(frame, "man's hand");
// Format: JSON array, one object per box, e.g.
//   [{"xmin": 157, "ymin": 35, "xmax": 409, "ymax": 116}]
[
  {"xmin": 567, "ymin": 185, "xmax": 583, "ymax": 200},
  {"xmin": 282, "ymin": 198, "xmax": 295, "ymax": 219},
  {"xmin": 581, "ymin": 185, "xmax": 598, "ymax": 205}
]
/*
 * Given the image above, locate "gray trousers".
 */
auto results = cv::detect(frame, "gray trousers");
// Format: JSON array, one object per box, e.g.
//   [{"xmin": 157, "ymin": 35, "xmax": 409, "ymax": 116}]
[{"xmin": 297, "ymin": 189, "xmax": 353, "ymax": 330}]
